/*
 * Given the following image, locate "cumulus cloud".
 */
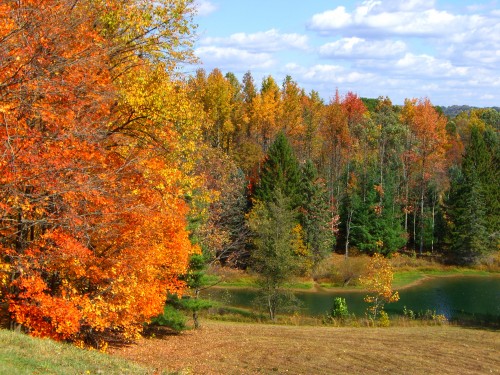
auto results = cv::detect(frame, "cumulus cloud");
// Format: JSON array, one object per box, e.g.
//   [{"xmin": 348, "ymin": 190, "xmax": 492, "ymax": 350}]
[
  {"xmin": 307, "ymin": 0, "xmax": 479, "ymax": 38},
  {"xmin": 394, "ymin": 53, "xmax": 469, "ymax": 77},
  {"xmin": 194, "ymin": 0, "xmax": 217, "ymax": 17},
  {"xmin": 200, "ymin": 29, "xmax": 309, "ymax": 52},
  {"xmin": 319, "ymin": 37, "xmax": 406, "ymax": 59},
  {"xmin": 284, "ymin": 63, "xmax": 375, "ymax": 85},
  {"xmin": 195, "ymin": 46, "xmax": 275, "ymax": 70}
]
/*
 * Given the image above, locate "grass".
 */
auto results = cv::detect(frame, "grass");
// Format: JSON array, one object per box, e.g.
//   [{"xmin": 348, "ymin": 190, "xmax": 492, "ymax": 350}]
[
  {"xmin": 0, "ymin": 330, "xmax": 152, "ymax": 375},
  {"xmin": 392, "ymin": 268, "xmax": 497, "ymax": 288},
  {"xmin": 208, "ymin": 253, "xmax": 499, "ymax": 293},
  {"xmin": 113, "ymin": 320, "xmax": 500, "ymax": 374}
]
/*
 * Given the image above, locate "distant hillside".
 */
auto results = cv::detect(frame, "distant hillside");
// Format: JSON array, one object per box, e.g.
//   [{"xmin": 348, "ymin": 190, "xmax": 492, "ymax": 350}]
[
  {"xmin": 361, "ymin": 99, "xmax": 500, "ymax": 118},
  {"xmin": 439, "ymin": 105, "xmax": 500, "ymax": 118}
]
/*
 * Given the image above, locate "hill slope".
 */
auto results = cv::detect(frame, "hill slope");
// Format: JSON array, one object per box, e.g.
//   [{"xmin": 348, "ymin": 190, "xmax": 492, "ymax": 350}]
[{"xmin": 0, "ymin": 330, "xmax": 150, "ymax": 375}]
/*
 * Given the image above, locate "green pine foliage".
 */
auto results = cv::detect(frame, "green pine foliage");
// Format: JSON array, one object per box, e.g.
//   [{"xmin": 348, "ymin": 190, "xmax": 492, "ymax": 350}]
[
  {"xmin": 343, "ymin": 167, "xmax": 406, "ymax": 255},
  {"xmin": 447, "ymin": 126, "xmax": 499, "ymax": 263},
  {"xmin": 253, "ymin": 132, "xmax": 303, "ymax": 209},
  {"xmin": 300, "ymin": 160, "xmax": 335, "ymax": 265}
]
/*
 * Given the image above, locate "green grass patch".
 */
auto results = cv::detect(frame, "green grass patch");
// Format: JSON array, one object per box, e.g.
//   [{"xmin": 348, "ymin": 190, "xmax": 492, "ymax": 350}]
[
  {"xmin": 393, "ymin": 271, "xmax": 427, "ymax": 287},
  {"xmin": 424, "ymin": 268, "xmax": 493, "ymax": 276},
  {"xmin": 0, "ymin": 330, "xmax": 151, "ymax": 375},
  {"xmin": 393, "ymin": 269, "xmax": 496, "ymax": 288},
  {"xmin": 283, "ymin": 280, "xmax": 315, "ymax": 289},
  {"xmin": 217, "ymin": 276, "xmax": 259, "ymax": 288}
]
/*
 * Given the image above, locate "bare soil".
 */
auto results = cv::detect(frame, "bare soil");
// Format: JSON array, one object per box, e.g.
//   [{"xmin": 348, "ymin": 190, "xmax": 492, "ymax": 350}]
[{"xmin": 112, "ymin": 321, "xmax": 500, "ymax": 375}]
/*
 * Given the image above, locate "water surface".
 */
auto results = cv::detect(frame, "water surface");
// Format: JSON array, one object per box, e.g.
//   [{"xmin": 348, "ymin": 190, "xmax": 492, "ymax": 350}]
[{"xmin": 204, "ymin": 276, "xmax": 500, "ymax": 319}]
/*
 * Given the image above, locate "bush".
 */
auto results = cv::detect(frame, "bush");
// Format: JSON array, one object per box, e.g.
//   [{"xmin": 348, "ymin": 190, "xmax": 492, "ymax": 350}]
[
  {"xmin": 149, "ymin": 305, "xmax": 187, "ymax": 332},
  {"xmin": 378, "ymin": 311, "xmax": 390, "ymax": 327},
  {"xmin": 330, "ymin": 297, "xmax": 349, "ymax": 319}
]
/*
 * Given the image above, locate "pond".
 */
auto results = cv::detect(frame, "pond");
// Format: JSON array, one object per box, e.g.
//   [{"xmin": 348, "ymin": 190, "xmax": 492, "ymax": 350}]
[{"xmin": 204, "ymin": 276, "xmax": 500, "ymax": 320}]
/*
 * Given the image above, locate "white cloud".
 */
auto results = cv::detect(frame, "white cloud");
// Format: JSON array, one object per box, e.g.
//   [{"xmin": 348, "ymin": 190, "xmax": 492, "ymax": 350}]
[
  {"xmin": 462, "ymin": 48, "xmax": 500, "ymax": 66},
  {"xmin": 308, "ymin": 1, "xmax": 477, "ymax": 38},
  {"xmin": 480, "ymin": 94, "xmax": 495, "ymax": 100},
  {"xmin": 195, "ymin": 46, "xmax": 275, "ymax": 70},
  {"xmin": 194, "ymin": 0, "xmax": 217, "ymax": 17},
  {"xmin": 284, "ymin": 63, "xmax": 374, "ymax": 85},
  {"xmin": 309, "ymin": 7, "xmax": 352, "ymax": 31},
  {"xmin": 366, "ymin": 53, "xmax": 470, "ymax": 78},
  {"xmin": 319, "ymin": 37, "xmax": 406, "ymax": 59},
  {"xmin": 200, "ymin": 29, "xmax": 309, "ymax": 52},
  {"xmin": 379, "ymin": 0, "xmax": 436, "ymax": 12}
]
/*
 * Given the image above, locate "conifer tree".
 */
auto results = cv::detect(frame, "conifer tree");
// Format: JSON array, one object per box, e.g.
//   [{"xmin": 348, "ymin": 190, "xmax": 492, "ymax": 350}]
[
  {"xmin": 253, "ymin": 132, "xmax": 302, "ymax": 209},
  {"xmin": 300, "ymin": 160, "xmax": 335, "ymax": 265},
  {"xmin": 447, "ymin": 126, "xmax": 498, "ymax": 263}
]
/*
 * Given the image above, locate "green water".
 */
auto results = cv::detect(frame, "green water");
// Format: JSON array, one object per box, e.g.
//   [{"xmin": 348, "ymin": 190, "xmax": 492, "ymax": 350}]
[{"xmin": 204, "ymin": 276, "xmax": 500, "ymax": 319}]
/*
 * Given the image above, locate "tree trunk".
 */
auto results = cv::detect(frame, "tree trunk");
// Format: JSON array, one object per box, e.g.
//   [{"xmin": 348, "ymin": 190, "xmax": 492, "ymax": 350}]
[{"xmin": 345, "ymin": 208, "xmax": 353, "ymax": 259}]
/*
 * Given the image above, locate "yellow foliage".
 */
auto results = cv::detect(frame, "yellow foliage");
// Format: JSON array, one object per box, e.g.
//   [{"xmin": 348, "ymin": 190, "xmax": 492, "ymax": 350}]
[{"xmin": 360, "ymin": 253, "xmax": 400, "ymax": 317}]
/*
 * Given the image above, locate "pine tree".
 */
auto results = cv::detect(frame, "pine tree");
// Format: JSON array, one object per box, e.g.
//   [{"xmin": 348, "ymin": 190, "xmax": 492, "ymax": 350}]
[
  {"xmin": 447, "ymin": 126, "xmax": 498, "ymax": 263},
  {"xmin": 253, "ymin": 132, "xmax": 302, "ymax": 209},
  {"xmin": 300, "ymin": 160, "xmax": 335, "ymax": 265},
  {"xmin": 346, "ymin": 168, "xmax": 405, "ymax": 255}
]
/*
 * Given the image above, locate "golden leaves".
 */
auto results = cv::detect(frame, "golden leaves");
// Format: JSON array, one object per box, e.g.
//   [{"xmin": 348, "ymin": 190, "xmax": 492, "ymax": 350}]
[{"xmin": 1, "ymin": 0, "xmax": 198, "ymax": 346}]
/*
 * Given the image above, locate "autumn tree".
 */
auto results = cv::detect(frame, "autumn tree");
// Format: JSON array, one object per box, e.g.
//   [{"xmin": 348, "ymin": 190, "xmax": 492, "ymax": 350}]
[
  {"xmin": 251, "ymin": 76, "xmax": 282, "ymax": 151},
  {"xmin": 280, "ymin": 75, "xmax": 305, "ymax": 155},
  {"xmin": 0, "ymin": 0, "xmax": 198, "ymax": 346},
  {"xmin": 301, "ymin": 90, "xmax": 324, "ymax": 163},
  {"xmin": 360, "ymin": 254, "xmax": 400, "ymax": 319},
  {"xmin": 401, "ymin": 98, "xmax": 448, "ymax": 254}
]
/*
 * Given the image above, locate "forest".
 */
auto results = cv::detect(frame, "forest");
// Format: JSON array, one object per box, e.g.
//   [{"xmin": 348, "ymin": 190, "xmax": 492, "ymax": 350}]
[{"xmin": 0, "ymin": 0, "xmax": 499, "ymax": 348}]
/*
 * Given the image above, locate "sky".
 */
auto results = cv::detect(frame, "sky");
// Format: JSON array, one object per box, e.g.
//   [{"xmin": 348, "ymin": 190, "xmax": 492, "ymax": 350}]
[{"xmin": 190, "ymin": 0, "xmax": 500, "ymax": 107}]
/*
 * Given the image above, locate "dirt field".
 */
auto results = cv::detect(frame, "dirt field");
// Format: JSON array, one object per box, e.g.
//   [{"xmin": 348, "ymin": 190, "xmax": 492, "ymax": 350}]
[{"xmin": 112, "ymin": 321, "xmax": 499, "ymax": 375}]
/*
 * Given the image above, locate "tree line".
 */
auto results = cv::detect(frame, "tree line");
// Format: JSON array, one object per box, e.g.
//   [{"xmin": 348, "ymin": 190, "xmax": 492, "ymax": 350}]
[{"xmin": 186, "ymin": 68, "xmax": 499, "ymax": 268}]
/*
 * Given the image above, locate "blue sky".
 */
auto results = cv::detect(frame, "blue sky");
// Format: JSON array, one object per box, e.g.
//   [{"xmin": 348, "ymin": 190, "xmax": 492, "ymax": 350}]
[{"xmin": 190, "ymin": 0, "xmax": 499, "ymax": 107}]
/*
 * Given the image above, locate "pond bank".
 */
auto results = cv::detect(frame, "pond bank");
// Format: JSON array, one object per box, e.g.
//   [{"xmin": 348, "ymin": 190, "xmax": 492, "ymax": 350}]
[
  {"xmin": 204, "ymin": 275, "xmax": 500, "ymax": 320},
  {"xmin": 210, "ymin": 269, "xmax": 499, "ymax": 293}
]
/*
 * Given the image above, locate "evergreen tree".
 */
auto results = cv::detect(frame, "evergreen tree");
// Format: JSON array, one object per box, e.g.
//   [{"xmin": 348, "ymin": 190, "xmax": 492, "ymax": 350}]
[
  {"xmin": 253, "ymin": 132, "xmax": 302, "ymax": 208},
  {"xmin": 300, "ymin": 160, "xmax": 335, "ymax": 265},
  {"xmin": 345, "ymin": 167, "xmax": 406, "ymax": 255},
  {"xmin": 447, "ymin": 126, "xmax": 499, "ymax": 263}
]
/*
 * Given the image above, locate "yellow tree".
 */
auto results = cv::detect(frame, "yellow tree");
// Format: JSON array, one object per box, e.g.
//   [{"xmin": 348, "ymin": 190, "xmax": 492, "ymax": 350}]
[
  {"xmin": 280, "ymin": 76, "xmax": 305, "ymax": 157},
  {"xmin": 251, "ymin": 76, "xmax": 282, "ymax": 151},
  {"xmin": 360, "ymin": 254, "xmax": 399, "ymax": 319}
]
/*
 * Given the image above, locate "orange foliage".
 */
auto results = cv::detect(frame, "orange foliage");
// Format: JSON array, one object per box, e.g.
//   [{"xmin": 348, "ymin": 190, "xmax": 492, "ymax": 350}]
[{"xmin": 0, "ymin": 0, "xmax": 196, "ymax": 345}]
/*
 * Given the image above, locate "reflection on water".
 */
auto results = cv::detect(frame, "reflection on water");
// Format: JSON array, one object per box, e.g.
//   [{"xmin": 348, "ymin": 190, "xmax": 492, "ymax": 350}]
[{"xmin": 204, "ymin": 276, "xmax": 500, "ymax": 319}]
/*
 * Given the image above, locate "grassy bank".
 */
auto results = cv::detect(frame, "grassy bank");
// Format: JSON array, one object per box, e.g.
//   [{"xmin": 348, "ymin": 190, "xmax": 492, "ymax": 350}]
[
  {"xmin": 208, "ymin": 253, "xmax": 499, "ymax": 291},
  {"xmin": 392, "ymin": 268, "xmax": 495, "ymax": 288},
  {"xmin": 0, "ymin": 330, "xmax": 151, "ymax": 375},
  {"xmin": 113, "ymin": 320, "xmax": 500, "ymax": 374}
]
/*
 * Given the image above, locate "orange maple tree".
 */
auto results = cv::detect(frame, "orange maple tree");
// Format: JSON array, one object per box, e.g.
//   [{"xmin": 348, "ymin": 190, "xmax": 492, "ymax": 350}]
[{"xmin": 0, "ymin": 0, "xmax": 197, "ymax": 346}]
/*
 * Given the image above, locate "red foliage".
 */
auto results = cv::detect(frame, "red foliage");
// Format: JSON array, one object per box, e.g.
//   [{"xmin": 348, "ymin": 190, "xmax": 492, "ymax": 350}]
[{"xmin": 0, "ymin": 0, "xmax": 195, "ymax": 344}]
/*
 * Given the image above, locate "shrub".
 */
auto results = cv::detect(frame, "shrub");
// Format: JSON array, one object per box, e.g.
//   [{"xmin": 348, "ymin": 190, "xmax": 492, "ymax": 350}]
[
  {"xmin": 149, "ymin": 305, "xmax": 187, "ymax": 332},
  {"xmin": 378, "ymin": 311, "xmax": 390, "ymax": 327},
  {"xmin": 330, "ymin": 297, "xmax": 349, "ymax": 319}
]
